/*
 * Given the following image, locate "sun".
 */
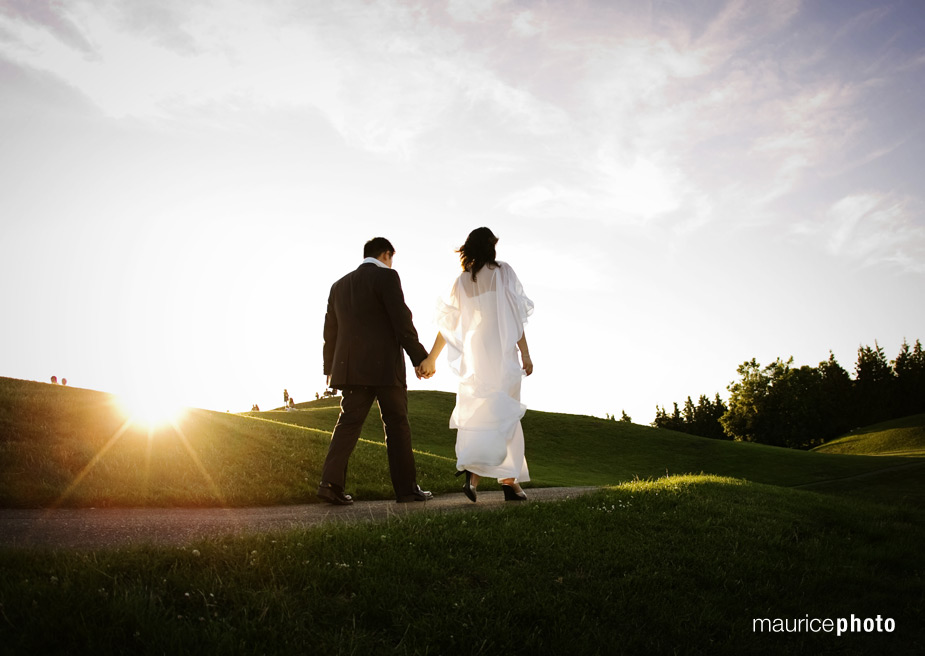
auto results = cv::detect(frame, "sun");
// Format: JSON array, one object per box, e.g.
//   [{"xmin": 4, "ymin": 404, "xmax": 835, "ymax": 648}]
[{"xmin": 116, "ymin": 386, "xmax": 186, "ymax": 430}]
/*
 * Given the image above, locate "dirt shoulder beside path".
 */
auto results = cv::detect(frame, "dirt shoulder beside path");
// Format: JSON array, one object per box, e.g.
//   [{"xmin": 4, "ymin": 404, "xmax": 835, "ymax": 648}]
[{"xmin": 0, "ymin": 487, "xmax": 598, "ymax": 550}]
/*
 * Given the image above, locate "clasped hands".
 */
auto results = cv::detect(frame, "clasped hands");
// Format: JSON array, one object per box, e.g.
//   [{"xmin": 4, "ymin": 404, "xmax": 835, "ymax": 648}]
[{"xmin": 415, "ymin": 356, "xmax": 436, "ymax": 380}]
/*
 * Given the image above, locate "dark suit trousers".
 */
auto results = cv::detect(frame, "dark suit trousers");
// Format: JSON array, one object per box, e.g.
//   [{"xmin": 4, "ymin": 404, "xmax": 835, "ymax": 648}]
[{"xmin": 320, "ymin": 385, "xmax": 418, "ymax": 498}]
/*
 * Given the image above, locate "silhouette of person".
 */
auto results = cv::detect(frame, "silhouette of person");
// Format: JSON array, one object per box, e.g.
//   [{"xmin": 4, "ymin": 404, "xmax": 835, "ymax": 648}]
[
  {"xmin": 318, "ymin": 237, "xmax": 432, "ymax": 505},
  {"xmin": 50, "ymin": 376, "xmax": 58, "ymax": 384}
]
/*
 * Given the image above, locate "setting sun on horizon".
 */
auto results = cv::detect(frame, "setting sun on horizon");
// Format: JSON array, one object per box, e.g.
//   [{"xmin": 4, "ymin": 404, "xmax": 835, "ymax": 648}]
[
  {"xmin": 2, "ymin": 1, "xmax": 924, "ymax": 423},
  {"xmin": 115, "ymin": 385, "xmax": 187, "ymax": 432}
]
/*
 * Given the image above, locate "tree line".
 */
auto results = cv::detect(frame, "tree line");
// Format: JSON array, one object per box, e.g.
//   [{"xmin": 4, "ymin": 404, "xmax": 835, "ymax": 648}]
[{"xmin": 652, "ymin": 339, "xmax": 925, "ymax": 449}]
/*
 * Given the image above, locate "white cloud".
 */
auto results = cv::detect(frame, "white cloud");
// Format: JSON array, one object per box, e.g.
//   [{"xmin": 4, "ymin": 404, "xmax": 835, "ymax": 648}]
[
  {"xmin": 2, "ymin": 0, "xmax": 922, "ymax": 258},
  {"xmin": 0, "ymin": 0, "xmax": 95, "ymax": 54},
  {"xmin": 511, "ymin": 10, "xmax": 542, "ymax": 37},
  {"xmin": 808, "ymin": 193, "xmax": 925, "ymax": 273},
  {"xmin": 695, "ymin": 0, "xmax": 802, "ymax": 58},
  {"xmin": 446, "ymin": 0, "xmax": 508, "ymax": 24},
  {"xmin": 0, "ymin": 0, "xmax": 571, "ymax": 158},
  {"xmin": 503, "ymin": 150, "xmax": 686, "ymax": 223}
]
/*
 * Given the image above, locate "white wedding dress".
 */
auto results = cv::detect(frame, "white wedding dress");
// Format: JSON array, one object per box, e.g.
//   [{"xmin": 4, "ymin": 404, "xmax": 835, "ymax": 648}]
[{"xmin": 436, "ymin": 261, "xmax": 534, "ymax": 482}]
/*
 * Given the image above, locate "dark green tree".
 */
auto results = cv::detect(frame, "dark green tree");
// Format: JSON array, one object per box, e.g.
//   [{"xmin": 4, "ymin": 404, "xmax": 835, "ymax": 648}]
[
  {"xmin": 855, "ymin": 342, "xmax": 895, "ymax": 425},
  {"xmin": 720, "ymin": 359, "xmax": 772, "ymax": 444},
  {"xmin": 893, "ymin": 339, "xmax": 925, "ymax": 416},
  {"xmin": 651, "ymin": 406, "xmax": 665, "ymax": 428},
  {"xmin": 692, "ymin": 393, "xmax": 730, "ymax": 440},
  {"xmin": 817, "ymin": 351, "xmax": 855, "ymax": 436},
  {"xmin": 670, "ymin": 402, "xmax": 682, "ymax": 430},
  {"xmin": 767, "ymin": 362, "xmax": 828, "ymax": 448},
  {"xmin": 682, "ymin": 396, "xmax": 695, "ymax": 426},
  {"xmin": 720, "ymin": 358, "xmax": 828, "ymax": 448}
]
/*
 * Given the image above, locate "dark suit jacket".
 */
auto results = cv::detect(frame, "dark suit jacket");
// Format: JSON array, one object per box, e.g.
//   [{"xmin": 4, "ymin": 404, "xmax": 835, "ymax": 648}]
[{"xmin": 323, "ymin": 263, "xmax": 429, "ymax": 389}]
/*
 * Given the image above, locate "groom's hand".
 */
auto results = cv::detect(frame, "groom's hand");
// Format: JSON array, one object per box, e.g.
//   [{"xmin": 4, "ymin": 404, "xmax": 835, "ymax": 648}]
[{"xmin": 415, "ymin": 359, "xmax": 436, "ymax": 379}]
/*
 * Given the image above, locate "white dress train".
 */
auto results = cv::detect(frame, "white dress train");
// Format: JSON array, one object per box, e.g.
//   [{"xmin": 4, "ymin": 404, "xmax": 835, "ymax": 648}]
[{"xmin": 436, "ymin": 261, "xmax": 534, "ymax": 482}]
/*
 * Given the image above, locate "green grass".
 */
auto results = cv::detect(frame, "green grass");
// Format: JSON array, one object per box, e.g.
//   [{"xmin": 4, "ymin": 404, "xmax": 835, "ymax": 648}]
[
  {"xmin": 3, "ymin": 377, "xmax": 923, "ymax": 652},
  {"xmin": 1, "ymin": 475, "xmax": 921, "ymax": 654},
  {"xmin": 812, "ymin": 414, "xmax": 925, "ymax": 457},
  {"xmin": 3, "ymin": 377, "xmax": 923, "ymax": 508},
  {"xmin": 259, "ymin": 391, "xmax": 925, "ymax": 499},
  {"xmin": 0, "ymin": 377, "xmax": 454, "ymax": 508}
]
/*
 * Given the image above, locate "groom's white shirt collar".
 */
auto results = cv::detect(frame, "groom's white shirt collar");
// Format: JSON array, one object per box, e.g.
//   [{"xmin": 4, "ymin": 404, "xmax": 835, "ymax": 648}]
[{"xmin": 362, "ymin": 256, "xmax": 389, "ymax": 269}]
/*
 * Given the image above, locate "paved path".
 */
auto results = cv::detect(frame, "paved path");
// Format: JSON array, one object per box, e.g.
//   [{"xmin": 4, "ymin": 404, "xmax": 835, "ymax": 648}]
[{"xmin": 0, "ymin": 487, "xmax": 598, "ymax": 550}]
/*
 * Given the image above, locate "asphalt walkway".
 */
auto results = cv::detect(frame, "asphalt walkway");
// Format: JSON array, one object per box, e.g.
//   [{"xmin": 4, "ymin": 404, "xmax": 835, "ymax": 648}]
[{"xmin": 0, "ymin": 487, "xmax": 598, "ymax": 550}]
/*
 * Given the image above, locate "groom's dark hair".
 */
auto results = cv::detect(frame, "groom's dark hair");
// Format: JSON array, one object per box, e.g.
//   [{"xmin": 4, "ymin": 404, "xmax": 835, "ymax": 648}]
[{"xmin": 364, "ymin": 237, "xmax": 395, "ymax": 259}]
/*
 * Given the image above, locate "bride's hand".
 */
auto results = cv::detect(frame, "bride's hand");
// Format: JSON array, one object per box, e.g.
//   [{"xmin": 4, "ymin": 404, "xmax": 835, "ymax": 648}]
[
  {"xmin": 521, "ymin": 353, "xmax": 533, "ymax": 376},
  {"xmin": 417, "ymin": 355, "xmax": 436, "ymax": 379}
]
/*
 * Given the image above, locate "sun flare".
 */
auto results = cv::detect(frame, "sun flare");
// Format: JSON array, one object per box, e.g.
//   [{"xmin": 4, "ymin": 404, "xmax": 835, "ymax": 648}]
[{"xmin": 116, "ymin": 387, "xmax": 186, "ymax": 430}]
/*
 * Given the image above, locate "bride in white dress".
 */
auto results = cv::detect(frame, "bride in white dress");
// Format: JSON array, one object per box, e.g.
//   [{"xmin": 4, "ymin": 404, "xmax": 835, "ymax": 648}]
[{"xmin": 417, "ymin": 228, "xmax": 534, "ymax": 502}]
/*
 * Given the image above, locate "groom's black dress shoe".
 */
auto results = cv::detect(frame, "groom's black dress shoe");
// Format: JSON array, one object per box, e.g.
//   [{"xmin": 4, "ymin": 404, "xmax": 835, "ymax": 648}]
[
  {"xmin": 396, "ymin": 485, "xmax": 433, "ymax": 503},
  {"xmin": 317, "ymin": 482, "xmax": 353, "ymax": 506}
]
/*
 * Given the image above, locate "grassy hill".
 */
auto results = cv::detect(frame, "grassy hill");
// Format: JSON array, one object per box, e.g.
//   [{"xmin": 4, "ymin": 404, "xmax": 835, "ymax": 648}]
[
  {"xmin": 812, "ymin": 413, "xmax": 925, "ymax": 457},
  {"xmin": 2, "ymin": 377, "xmax": 924, "ymax": 652},
  {"xmin": 1, "ymin": 376, "xmax": 922, "ymax": 508},
  {"xmin": 254, "ymin": 391, "xmax": 925, "ymax": 505},
  {"xmin": 0, "ymin": 377, "xmax": 452, "ymax": 508}
]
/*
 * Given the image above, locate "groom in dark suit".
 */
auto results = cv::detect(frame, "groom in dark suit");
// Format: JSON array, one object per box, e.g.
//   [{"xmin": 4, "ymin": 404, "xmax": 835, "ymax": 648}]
[{"xmin": 318, "ymin": 237, "xmax": 433, "ymax": 505}]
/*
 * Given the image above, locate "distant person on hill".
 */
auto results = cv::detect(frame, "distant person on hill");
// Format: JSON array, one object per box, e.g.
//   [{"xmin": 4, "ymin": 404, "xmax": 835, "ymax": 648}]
[
  {"xmin": 287, "ymin": 397, "xmax": 295, "ymax": 410},
  {"xmin": 283, "ymin": 389, "xmax": 289, "ymax": 406},
  {"xmin": 318, "ymin": 237, "xmax": 433, "ymax": 505},
  {"xmin": 417, "ymin": 227, "xmax": 534, "ymax": 503},
  {"xmin": 50, "ymin": 376, "xmax": 57, "ymax": 384},
  {"xmin": 61, "ymin": 378, "xmax": 67, "ymax": 386}
]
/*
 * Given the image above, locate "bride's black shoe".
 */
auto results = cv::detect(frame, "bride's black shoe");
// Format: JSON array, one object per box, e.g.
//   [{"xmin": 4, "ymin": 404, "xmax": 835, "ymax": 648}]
[
  {"xmin": 456, "ymin": 469, "xmax": 477, "ymax": 503},
  {"xmin": 501, "ymin": 484, "xmax": 527, "ymax": 501}
]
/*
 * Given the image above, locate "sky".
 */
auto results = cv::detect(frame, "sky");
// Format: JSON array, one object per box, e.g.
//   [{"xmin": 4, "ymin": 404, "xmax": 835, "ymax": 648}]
[{"xmin": 1, "ymin": 0, "xmax": 924, "ymax": 424}]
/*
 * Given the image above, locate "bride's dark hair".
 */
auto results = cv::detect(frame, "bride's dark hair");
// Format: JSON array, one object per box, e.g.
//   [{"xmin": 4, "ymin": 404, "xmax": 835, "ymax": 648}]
[{"xmin": 457, "ymin": 227, "xmax": 499, "ymax": 282}]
